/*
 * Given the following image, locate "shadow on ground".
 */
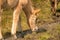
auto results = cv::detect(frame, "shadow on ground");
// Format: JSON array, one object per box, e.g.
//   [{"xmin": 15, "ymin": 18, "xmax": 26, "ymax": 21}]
[
  {"xmin": 3, "ymin": 28, "xmax": 47, "ymax": 39},
  {"xmin": 56, "ymin": 9, "xmax": 60, "ymax": 12}
]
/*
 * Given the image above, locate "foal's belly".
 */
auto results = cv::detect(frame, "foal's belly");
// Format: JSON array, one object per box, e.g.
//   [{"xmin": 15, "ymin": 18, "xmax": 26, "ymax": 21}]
[{"xmin": 1, "ymin": 0, "xmax": 18, "ymax": 9}]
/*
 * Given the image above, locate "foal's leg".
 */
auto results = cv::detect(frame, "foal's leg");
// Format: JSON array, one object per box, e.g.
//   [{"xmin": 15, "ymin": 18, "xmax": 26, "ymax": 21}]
[
  {"xmin": 0, "ymin": 1, "xmax": 3, "ymax": 40},
  {"xmin": 0, "ymin": 27, "xmax": 2, "ymax": 39},
  {"xmin": 0, "ymin": 27, "xmax": 3, "ymax": 40},
  {"xmin": 23, "ymin": 0, "xmax": 40, "ymax": 31},
  {"xmin": 54, "ymin": 0, "xmax": 58, "ymax": 13},
  {"xmin": 50, "ymin": 0, "xmax": 58, "ymax": 15},
  {"xmin": 11, "ymin": 4, "xmax": 22, "ymax": 39}
]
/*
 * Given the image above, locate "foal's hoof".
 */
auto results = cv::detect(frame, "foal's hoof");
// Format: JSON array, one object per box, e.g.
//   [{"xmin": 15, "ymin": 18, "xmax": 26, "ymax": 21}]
[{"xmin": 12, "ymin": 35, "xmax": 17, "ymax": 40}]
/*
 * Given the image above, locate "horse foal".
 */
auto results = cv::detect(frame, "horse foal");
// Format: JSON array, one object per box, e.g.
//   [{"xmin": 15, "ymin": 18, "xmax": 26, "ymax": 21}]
[{"xmin": 0, "ymin": 0, "xmax": 40, "ymax": 40}]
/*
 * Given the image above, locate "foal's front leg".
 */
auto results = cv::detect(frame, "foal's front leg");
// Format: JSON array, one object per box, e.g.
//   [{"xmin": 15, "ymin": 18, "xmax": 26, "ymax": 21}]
[
  {"xmin": 0, "ymin": 4, "xmax": 4, "ymax": 40},
  {"xmin": 11, "ymin": 4, "xmax": 22, "ymax": 39}
]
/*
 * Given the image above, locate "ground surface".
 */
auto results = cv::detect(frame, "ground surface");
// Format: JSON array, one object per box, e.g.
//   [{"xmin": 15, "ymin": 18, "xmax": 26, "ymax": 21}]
[{"xmin": 3, "ymin": 17, "xmax": 60, "ymax": 40}]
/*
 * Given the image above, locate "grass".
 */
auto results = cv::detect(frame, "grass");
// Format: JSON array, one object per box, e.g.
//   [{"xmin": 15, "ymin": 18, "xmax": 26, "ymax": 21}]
[{"xmin": 2, "ymin": 0, "xmax": 60, "ymax": 40}]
